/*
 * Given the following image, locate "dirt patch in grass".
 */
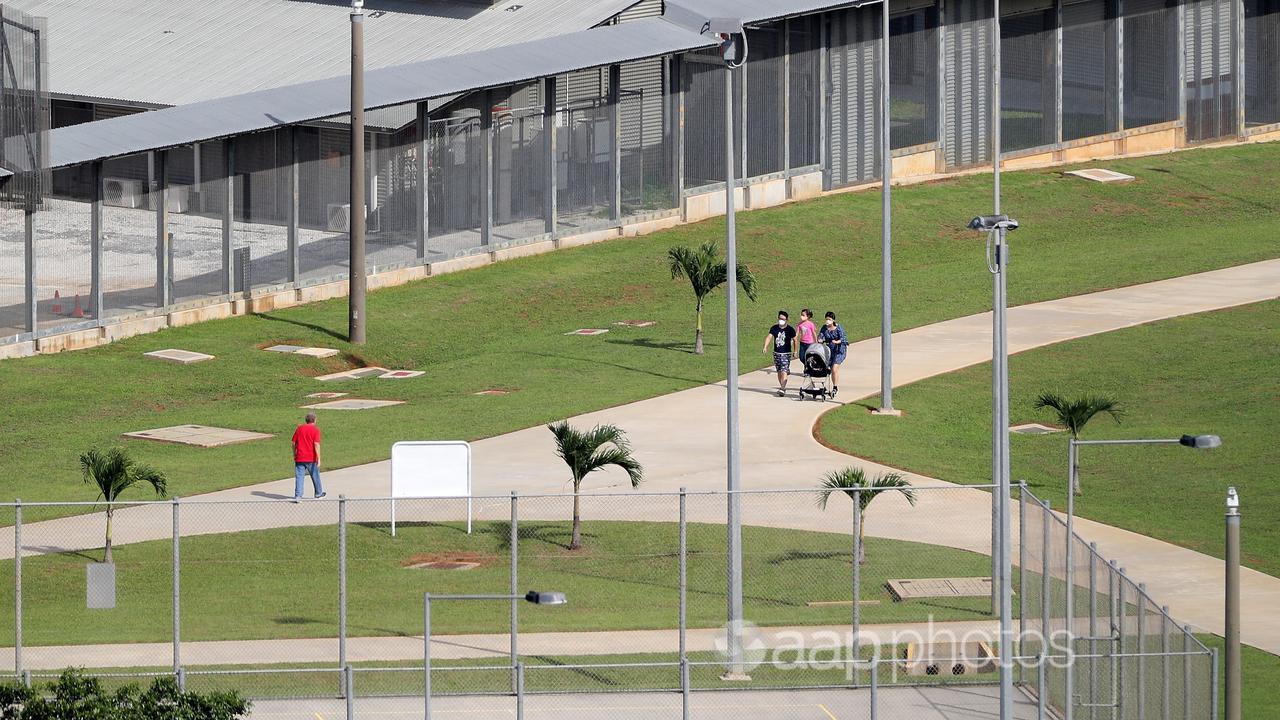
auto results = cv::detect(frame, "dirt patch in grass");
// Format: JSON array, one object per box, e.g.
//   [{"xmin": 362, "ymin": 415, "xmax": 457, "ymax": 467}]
[{"xmin": 400, "ymin": 551, "xmax": 498, "ymax": 569}]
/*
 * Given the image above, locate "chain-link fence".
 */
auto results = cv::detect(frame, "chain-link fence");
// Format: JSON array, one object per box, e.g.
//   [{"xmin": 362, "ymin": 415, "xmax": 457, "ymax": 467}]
[{"xmin": 0, "ymin": 485, "xmax": 1214, "ymax": 719}]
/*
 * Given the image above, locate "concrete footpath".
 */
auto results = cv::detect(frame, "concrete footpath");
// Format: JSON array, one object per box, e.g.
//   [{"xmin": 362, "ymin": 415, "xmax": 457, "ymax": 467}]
[{"xmin": 8, "ymin": 259, "xmax": 1280, "ymax": 663}]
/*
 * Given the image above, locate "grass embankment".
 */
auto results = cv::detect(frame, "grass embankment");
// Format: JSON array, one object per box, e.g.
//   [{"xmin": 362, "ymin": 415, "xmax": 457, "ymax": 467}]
[
  {"xmin": 818, "ymin": 300, "xmax": 1280, "ymax": 576},
  {"xmin": 1, "ymin": 143, "xmax": 1278, "ymax": 510},
  {"xmin": 3, "ymin": 521, "xmax": 999, "ymax": 646}
]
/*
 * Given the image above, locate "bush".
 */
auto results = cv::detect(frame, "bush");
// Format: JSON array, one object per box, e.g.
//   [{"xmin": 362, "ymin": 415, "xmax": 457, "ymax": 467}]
[{"xmin": 0, "ymin": 670, "xmax": 250, "ymax": 719}]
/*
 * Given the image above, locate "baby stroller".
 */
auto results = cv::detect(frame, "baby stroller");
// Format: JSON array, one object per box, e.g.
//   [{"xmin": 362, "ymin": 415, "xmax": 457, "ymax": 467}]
[{"xmin": 799, "ymin": 343, "xmax": 832, "ymax": 401}]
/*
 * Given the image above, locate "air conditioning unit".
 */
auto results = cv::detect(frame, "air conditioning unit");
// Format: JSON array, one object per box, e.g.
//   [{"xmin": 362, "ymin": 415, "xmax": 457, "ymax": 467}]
[
  {"xmin": 166, "ymin": 185, "xmax": 191, "ymax": 214},
  {"xmin": 327, "ymin": 203, "xmax": 351, "ymax": 232},
  {"xmin": 103, "ymin": 177, "xmax": 145, "ymax": 208}
]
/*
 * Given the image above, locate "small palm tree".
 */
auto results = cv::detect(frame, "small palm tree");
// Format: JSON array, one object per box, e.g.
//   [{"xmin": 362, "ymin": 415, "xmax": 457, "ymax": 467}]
[
  {"xmin": 79, "ymin": 447, "xmax": 168, "ymax": 563},
  {"xmin": 548, "ymin": 421, "xmax": 644, "ymax": 550},
  {"xmin": 816, "ymin": 467, "xmax": 916, "ymax": 564},
  {"xmin": 1033, "ymin": 392, "xmax": 1123, "ymax": 496},
  {"xmin": 667, "ymin": 241, "xmax": 759, "ymax": 355}
]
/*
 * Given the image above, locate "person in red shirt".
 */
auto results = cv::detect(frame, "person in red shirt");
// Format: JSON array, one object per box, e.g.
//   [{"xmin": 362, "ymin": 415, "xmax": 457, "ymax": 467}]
[{"xmin": 291, "ymin": 413, "xmax": 326, "ymax": 502}]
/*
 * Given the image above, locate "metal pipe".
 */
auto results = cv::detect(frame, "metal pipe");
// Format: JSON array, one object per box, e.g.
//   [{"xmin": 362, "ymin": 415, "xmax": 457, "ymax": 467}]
[
  {"xmin": 1067, "ymin": 440, "xmax": 1077, "ymax": 720},
  {"xmin": 345, "ymin": 665, "xmax": 354, "ymax": 720},
  {"xmin": 287, "ymin": 127, "xmax": 300, "ymax": 283},
  {"xmin": 1225, "ymin": 489, "xmax": 1240, "ymax": 720},
  {"xmin": 852, "ymin": 488, "xmax": 861, "ymax": 662},
  {"xmin": 339, "ymin": 496, "xmax": 348, "ymax": 675},
  {"xmin": 424, "ymin": 593, "xmax": 431, "ymax": 720},
  {"xmin": 416, "ymin": 101, "xmax": 428, "ymax": 260},
  {"xmin": 1138, "ymin": 584, "xmax": 1147, "ymax": 720},
  {"xmin": 348, "ymin": 0, "xmax": 367, "ymax": 345},
  {"xmin": 510, "ymin": 491, "xmax": 519, "ymax": 692},
  {"xmin": 90, "ymin": 161, "xmax": 103, "ymax": 317},
  {"xmin": 13, "ymin": 499, "xmax": 20, "ymax": 676},
  {"xmin": 723, "ymin": 61, "xmax": 745, "ymax": 679},
  {"xmin": 870, "ymin": 654, "xmax": 879, "ymax": 720},
  {"xmin": 516, "ymin": 662, "xmax": 525, "ymax": 720},
  {"xmin": 22, "ymin": 207, "xmax": 33, "ymax": 334},
  {"xmin": 1161, "ymin": 606, "xmax": 1170, "ymax": 720},
  {"xmin": 679, "ymin": 487, "xmax": 687, "ymax": 664},
  {"xmin": 1038, "ymin": 653, "xmax": 1047, "ymax": 720},
  {"xmin": 1210, "ymin": 648, "xmax": 1220, "ymax": 720},
  {"xmin": 878, "ymin": 0, "xmax": 894, "ymax": 413},
  {"xmin": 1089, "ymin": 543, "xmax": 1099, "ymax": 720},
  {"xmin": 172, "ymin": 497, "xmax": 180, "ymax": 673}
]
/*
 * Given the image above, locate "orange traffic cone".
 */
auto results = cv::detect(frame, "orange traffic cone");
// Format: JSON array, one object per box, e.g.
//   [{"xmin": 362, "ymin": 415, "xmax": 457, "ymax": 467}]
[
  {"xmin": 51, "ymin": 290, "xmax": 63, "ymax": 315},
  {"xmin": 71, "ymin": 294, "xmax": 85, "ymax": 319}
]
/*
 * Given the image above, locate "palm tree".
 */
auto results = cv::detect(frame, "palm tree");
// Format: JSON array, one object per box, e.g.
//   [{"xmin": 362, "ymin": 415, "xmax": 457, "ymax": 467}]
[
  {"xmin": 816, "ymin": 467, "xmax": 916, "ymax": 564},
  {"xmin": 548, "ymin": 421, "xmax": 644, "ymax": 550},
  {"xmin": 1033, "ymin": 392, "xmax": 1123, "ymax": 496},
  {"xmin": 667, "ymin": 241, "xmax": 759, "ymax": 355},
  {"xmin": 79, "ymin": 447, "xmax": 168, "ymax": 563}
]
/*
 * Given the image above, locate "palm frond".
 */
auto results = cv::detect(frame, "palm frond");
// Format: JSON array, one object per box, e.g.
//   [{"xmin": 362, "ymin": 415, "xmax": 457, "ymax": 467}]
[
  {"xmin": 79, "ymin": 446, "xmax": 168, "ymax": 503},
  {"xmin": 1034, "ymin": 392, "xmax": 1123, "ymax": 437},
  {"xmin": 816, "ymin": 467, "xmax": 915, "ymax": 512},
  {"xmin": 586, "ymin": 446, "xmax": 644, "ymax": 488}
]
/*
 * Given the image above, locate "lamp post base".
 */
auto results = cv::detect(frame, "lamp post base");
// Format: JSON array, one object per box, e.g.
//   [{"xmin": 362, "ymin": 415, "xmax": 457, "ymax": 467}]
[{"xmin": 871, "ymin": 407, "xmax": 903, "ymax": 417}]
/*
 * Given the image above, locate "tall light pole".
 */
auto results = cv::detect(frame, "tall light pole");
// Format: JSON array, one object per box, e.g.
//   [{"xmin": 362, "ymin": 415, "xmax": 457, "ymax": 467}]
[
  {"xmin": 1065, "ymin": 433, "xmax": 1222, "ymax": 720},
  {"xmin": 969, "ymin": 213, "xmax": 1017, "ymax": 720},
  {"xmin": 1225, "ymin": 486, "xmax": 1241, "ymax": 720},
  {"xmin": 709, "ymin": 18, "xmax": 749, "ymax": 680},
  {"xmin": 875, "ymin": 0, "xmax": 900, "ymax": 417},
  {"xmin": 348, "ymin": 0, "xmax": 367, "ymax": 345}
]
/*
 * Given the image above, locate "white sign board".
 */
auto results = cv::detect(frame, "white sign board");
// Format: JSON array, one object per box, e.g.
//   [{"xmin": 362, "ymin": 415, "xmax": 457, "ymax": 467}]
[{"xmin": 390, "ymin": 441, "xmax": 472, "ymax": 536}]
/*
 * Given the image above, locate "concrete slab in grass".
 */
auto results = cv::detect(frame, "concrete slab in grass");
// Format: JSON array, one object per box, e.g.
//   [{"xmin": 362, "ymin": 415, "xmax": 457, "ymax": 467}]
[
  {"xmin": 294, "ymin": 347, "xmax": 340, "ymax": 358},
  {"xmin": 1065, "ymin": 168, "xmax": 1135, "ymax": 183},
  {"xmin": 566, "ymin": 328, "xmax": 608, "ymax": 336},
  {"xmin": 301, "ymin": 399, "xmax": 405, "ymax": 410},
  {"xmin": 306, "ymin": 392, "xmax": 349, "ymax": 399},
  {"xmin": 314, "ymin": 367, "xmax": 388, "ymax": 382},
  {"xmin": 379, "ymin": 370, "xmax": 424, "ymax": 379},
  {"xmin": 264, "ymin": 345, "xmax": 306, "ymax": 354},
  {"xmin": 144, "ymin": 349, "xmax": 215, "ymax": 365},
  {"xmin": 887, "ymin": 577, "xmax": 994, "ymax": 601},
  {"xmin": 615, "ymin": 320, "xmax": 656, "ymax": 328},
  {"xmin": 123, "ymin": 425, "xmax": 274, "ymax": 448}
]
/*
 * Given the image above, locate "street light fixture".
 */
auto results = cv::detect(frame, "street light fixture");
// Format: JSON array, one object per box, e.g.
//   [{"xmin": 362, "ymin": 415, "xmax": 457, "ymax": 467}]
[
  {"xmin": 423, "ymin": 591, "xmax": 567, "ymax": 720},
  {"xmin": 968, "ymin": 212, "xmax": 1018, "ymax": 719},
  {"xmin": 1063, "ymin": 434, "xmax": 1221, "ymax": 720}
]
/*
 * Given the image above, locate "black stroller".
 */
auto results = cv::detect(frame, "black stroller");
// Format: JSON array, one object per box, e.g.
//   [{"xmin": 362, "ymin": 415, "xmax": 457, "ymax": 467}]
[{"xmin": 799, "ymin": 343, "xmax": 832, "ymax": 401}]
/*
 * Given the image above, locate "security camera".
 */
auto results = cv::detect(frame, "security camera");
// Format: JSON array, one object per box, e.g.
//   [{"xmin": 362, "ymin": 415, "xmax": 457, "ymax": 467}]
[
  {"xmin": 968, "ymin": 215, "xmax": 1019, "ymax": 232},
  {"xmin": 700, "ymin": 17, "xmax": 748, "ymax": 68}
]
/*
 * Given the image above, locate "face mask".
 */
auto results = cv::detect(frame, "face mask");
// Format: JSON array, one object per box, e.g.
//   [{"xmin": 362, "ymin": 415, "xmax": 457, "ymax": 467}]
[
  {"xmin": 778, "ymin": 320, "xmax": 786, "ymax": 327},
  {"xmin": 825, "ymin": 319, "xmax": 834, "ymax": 326}
]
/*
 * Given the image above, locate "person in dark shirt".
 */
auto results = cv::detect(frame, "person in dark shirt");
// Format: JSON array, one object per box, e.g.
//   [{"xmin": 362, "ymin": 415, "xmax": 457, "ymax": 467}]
[
  {"xmin": 763, "ymin": 310, "xmax": 798, "ymax": 397},
  {"xmin": 818, "ymin": 311, "xmax": 849, "ymax": 398}
]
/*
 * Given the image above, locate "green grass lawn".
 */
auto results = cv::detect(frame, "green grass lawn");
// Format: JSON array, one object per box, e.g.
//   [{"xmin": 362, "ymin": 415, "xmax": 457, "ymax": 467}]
[
  {"xmin": 817, "ymin": 300, "xmax": 1280, "ymax": 576},
  {"xmin": 2, "ymin": 143, "xmax": 1279, "ymax": 510},
  {"xmin": 5, "ymin": 520, "xmax": 1004, "ymax": 646}
]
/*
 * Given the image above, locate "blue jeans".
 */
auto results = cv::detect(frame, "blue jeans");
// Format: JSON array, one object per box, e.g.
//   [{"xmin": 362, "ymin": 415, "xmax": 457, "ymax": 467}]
[{"xmin": 294, "ymin": 462, "xmax": 323, "ymax": 498}]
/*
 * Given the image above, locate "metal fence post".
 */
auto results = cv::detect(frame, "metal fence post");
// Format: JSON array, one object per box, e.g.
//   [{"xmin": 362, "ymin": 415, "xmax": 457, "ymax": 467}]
[
  {"xmin": 172, "ymin": 497, "xmax": 180, "ymax": 673},
  {"xmin": 1138, "ymin": 584, "xmax": 1147, "ymax": 720},
  {"xmin": 176, "ymin": 666, "xmax": 185, "ymax": 692},
  {"xmin": 20, "ymin": 670, "xmax": 29, "ymax": 689},
  {"xmin": 1117, "ymin": 567, "xmax": 1127, "ymax": 720},
  {"xmin": 510, "ymin": 491, "xmax": 519, "ymax": 693},
  {"xmin": 681, "ymin": 656, "xmax": 690, "ymax": 720},
  {"xmin": 1181, "ymin": 625, "xmax": 1192, "ymax": 720},
  {"xmin": 14, "ymin": 499, "xmax": 21, "ymax": 676},
  {"xmin": 344, "ymin": 665, "xmax": 354, "ymax": 720},
  {"xmin": 869, "ymin": 654, "xmax": 878, "ymax": 720},
  {"xmin": 1160, "ymin": 607, "xmax": 1170, "ymax": 720},
  {"xmin": 852, "ymin": 488, "xmax": 861, "ymax": 663},
  {"xmin": 1041, "ymin": 499, "xmax": 1052, "ymax": 692},
  {"xmin": 1089, "ymin": 543, "xmax": 1099, "ymax": 720},
  {"xmin": 1210, "ymin": 648, "xmax": 1219, "ymax": 720},
  {"xmin": 1038, "ymin": 652, "xmax": 1047, "ymax": 720},
  {"xmin": 516, "ymin": 661, "xmax": 525, "ymax": 720},
  {"xmin": 679, "ymin": 488, "xmax": 687, "ymax": 668},
  {"xmin": 1019, "ymin": 483, "xmax": 1027, "ymax": 685},
  {"xmin": 339, "ymin": 496, "xmax": 348, "ymax": 680}
]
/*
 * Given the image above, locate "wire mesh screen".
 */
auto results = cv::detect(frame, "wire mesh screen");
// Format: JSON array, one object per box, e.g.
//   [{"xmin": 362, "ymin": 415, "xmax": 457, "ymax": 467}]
[
  {"xmin": 427, "ymin": 105, "xmax": 484, "ymax": 257},
  {"xmin": 0, "ymin": 5, "xmax": 50, "ymax": 208},
  {"xmin": 746, "ymin": 25, "xmax": 786, "ymax": 178},
  {"xmin": 619, "ymin": 58, "xmax": 676, "ymax": 216},
  {"xmin": 1244, "ymin": 0, "xmax": 1280, "ymax": 127},
  {"xmin": 1001, "ymin": 1, "xmax": 1058, "ymax": 152},
  {"xmin": 295, "ymin": 122, "xmax": 352, "ymax": 283},
  {"xmin": 491, "ymin": 86, "xmax": 546, "ymax": 244},
  {"xmin": 1123, "ymin": 0, "xmax": 1180, "ymax": 130},
  {"xmin": 1063, "ymin": 0, "xmax": 1120, "ymax": 141},
  {"xmin": 1185, "ymin": 0, "xmax": 1239, "ymax": 140},
  {"xmin": 682, "ymin": 51, "xmax": 738, "ymax": 188},
  {"xmin": 945, "ymin": 0, "xmax": 995, "ymax": 167},
  {"xmin": 32, "ymin": 169, "xmax": 91, "ymax": 332},
  {"xmin": 165, "ymin": 144, "xmax": 226, "ymax": 303},
  {"xmin": 100, "ymin": 153, "xmax": 158, "ymax": 318},
  {"xmin": 0, "ymin": 206, "xmax": 23, "ymax": 336},
  {"xmin": 829, "ymin": 4, "xmax": 884, "ymax": 187},
  {"xmin": 231, "ymin": 130, "xmax": 291, "ymax": 289},
  {"xmin": 366, "ymin": 103, "xmax": 422, "ymax": 268},
  {"xmin": 891, "ymin": 1, "xmax": 941, "ymax": 150},
  {"xmin": 789, "ymin": 16, "xmax": 823, "ymax": 168},
  {"xmin": 556, "ymin": 68, "xmax": 614, "ymax": 233}
]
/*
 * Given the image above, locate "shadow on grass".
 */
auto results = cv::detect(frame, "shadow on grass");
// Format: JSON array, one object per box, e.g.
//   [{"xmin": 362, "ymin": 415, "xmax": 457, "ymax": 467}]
[
  {"xmin": 481, "ymin": 521, "xmax": 588, "ymax": 551},
  {"xmin": 524, "ymin": 350, "xmax": 705, "ymax": 385},
  {"xmin": 354, "ymin": 520, "xmax": 475, "ymax": 539},
  {"xmin": 605, "ymin": 337, "xmax": 698, "ymax": 354},
  {"xmin": 254, "ymin": 312, "xmax": 347, "ymax": 343}
]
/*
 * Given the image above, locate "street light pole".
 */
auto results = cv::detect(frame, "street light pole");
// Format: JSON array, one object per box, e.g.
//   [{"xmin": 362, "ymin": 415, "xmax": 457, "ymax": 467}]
[
  {"xmin": 348, "ymin": 0, "xmax": 367, "ymax": 345},
  {"xmin": 876, "ymin": 0, "xmax": 897, "ymax": 416},
  {"xmin": 1225, "ymin": 487, "xmax": 1240, "ymax": 720},
  {"xmin": 710, "ymin": 21, "xmax": 748, "ymax": 680}
]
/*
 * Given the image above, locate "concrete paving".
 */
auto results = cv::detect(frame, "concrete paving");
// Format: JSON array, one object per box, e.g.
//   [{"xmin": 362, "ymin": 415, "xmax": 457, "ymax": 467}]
[
  {"xmin": 249, "ymin": 685, "xmax": 1042, "ymax": 720},
  {"xmin": 8, "ymin": 259, "xmax": 1280, "ymax": 661}
]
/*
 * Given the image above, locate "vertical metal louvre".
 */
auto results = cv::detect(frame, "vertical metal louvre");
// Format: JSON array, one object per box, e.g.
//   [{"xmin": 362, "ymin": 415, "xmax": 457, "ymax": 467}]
[
  {"xmin": 1063, "ymin": 0, "xmax": 1120, "ymax": 140},
  {"xmin": 788, "ymin": 16, "xmax": 823, "ymax": 167},
  {"xmin": 1001, "ymin": 0, "xmax": 1058, "ymax": 151},
  {"xmin": 1185, "ymin": 0, "xmax": 1239, "ymax": 139},
  {"xmin": 1244, "ymin": 0, "xmax": 1280, "ymax": 126},
  {"xmin": 619, "ymin": 57, "xmax": 675, "ymax": 215},
  {"xmin": 746, "ymin": 24, "xmax": 787, "ymax": 177},
  {"xmin": 1124, "ymin": 0, "xmax": 1180, "ymax": 129},
  {"xmin": 945, "ymin": 0, "xmax": 995, "ymax": 167},
  {"xmin": 891, "ymin": 0, "xmax": 941, "ymax": 149},
  {"xmin": 828, "ymin": 3, "xmax": 884, "ymax": 186}
]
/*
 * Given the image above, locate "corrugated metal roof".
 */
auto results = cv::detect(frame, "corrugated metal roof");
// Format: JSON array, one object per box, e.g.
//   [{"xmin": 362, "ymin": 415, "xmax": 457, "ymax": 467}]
[
  {"xmin": 50, "ymin": 16, "xmax": 712, "ymax": 168},
  {"xmin": 667, "ymin": 0, "xmax": 873, "ymax": 26},
  {"xmin": 5, "ymin": 0, "xmax": 638, "ymax": 107}
]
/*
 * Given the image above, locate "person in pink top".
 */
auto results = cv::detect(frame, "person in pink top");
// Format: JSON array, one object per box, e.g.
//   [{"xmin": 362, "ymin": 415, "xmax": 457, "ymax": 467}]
[{"xmin": 796, "ymin": 309, "xmax": 819, "ymax": 362}]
